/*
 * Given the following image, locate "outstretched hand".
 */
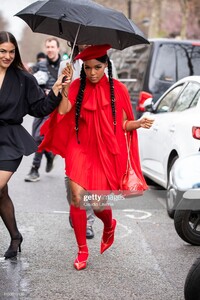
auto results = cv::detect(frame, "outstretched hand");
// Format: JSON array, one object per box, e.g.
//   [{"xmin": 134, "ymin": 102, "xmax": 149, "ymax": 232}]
[{"xmin": 139, "ymin": 117, "xmax": 154, "ymax": 129}]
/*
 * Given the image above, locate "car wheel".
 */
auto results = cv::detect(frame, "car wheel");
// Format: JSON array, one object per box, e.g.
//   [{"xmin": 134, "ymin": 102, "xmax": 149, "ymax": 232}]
[
  {"xmin": 174, "ymin": 210, "xmax": 200, "ymax": 245},
  {"xmin": 166, "ymin": 156, "xmax": 179, "ymax": 218},
  {"xmin": 166, "ymin": 184, "xmax": 183, "ymax": 219},
  {"xmin": 184, "ymin": 256, "xmax": 200, "ymax": 300}
]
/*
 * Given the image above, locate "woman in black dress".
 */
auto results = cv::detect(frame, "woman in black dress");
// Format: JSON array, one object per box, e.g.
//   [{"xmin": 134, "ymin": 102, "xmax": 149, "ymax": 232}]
[{"xmin": 0, "ymin": 31, "xmax": 66, "ymax": 259}]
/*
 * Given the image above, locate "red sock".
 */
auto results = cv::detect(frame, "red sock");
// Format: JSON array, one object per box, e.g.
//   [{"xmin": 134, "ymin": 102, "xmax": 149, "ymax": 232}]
[
  {"xmin": 70, "ymin": 205, "xmax": 87, "ymax": 251},
  {"xmin": 94, "ymin": 206, "xmax": 112, "ymax": 229}
]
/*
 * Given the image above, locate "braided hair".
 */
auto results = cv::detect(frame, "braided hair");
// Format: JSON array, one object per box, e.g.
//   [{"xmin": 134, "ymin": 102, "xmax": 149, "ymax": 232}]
[
  {"xmin": 75, "ymin": 66, "xmax": 86, "ymax": 143},
  {"xmin": 75, "ymin": 55, "xmax": 116, "ymax": 143},
  {"xmin": 107, "ymin": 58, "xmax": 116, "ymax": 133}
]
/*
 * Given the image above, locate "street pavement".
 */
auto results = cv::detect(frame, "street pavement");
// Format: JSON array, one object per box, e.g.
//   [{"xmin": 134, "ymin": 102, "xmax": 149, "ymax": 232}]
[{"xmin": 0, "ymin": 116, "xmax": 200, "ymax": 300}]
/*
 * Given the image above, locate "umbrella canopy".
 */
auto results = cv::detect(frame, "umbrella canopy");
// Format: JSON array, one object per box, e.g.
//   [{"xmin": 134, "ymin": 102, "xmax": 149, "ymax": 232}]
[{"xmin": 15, "ymin": 0, "xmax": 149, "ymax": 50}]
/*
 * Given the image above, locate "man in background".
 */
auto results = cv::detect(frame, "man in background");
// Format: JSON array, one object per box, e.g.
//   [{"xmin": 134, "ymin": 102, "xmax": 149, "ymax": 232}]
[{"xmin": 25, "ymin": 37, "xmax": 62, "ymax": 182}]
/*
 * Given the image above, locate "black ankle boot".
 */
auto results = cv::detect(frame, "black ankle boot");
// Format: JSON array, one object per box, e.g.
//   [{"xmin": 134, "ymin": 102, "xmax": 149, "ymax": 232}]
[{"xmin": 4, "ymin": 233, "xmax": 23, "ymax": 259}]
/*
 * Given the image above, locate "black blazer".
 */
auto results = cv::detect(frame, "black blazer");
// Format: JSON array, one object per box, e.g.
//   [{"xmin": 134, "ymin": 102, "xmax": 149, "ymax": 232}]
[{"xmin": 0, "ymin": 67, "xmax": 62, "ymax": 160}]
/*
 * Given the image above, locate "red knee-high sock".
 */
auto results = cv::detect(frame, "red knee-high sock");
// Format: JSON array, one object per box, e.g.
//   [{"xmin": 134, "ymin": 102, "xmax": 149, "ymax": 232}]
[
  {"xmin": 70, "ymin": 205, "xmax": 88, "ymax": 270},
  {"xmin": 70, "ymin": 205, "xmax": 87, "ymax": 249},
  {"xmin": 93, "ymin": 206, "xmax": 112, "ymax": 229}
]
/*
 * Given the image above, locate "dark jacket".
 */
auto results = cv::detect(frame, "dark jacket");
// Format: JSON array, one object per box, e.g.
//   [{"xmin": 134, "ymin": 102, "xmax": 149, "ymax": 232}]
[{"xmin": 0, "ymin": 67, "xmax": 62, "ymax": 160}]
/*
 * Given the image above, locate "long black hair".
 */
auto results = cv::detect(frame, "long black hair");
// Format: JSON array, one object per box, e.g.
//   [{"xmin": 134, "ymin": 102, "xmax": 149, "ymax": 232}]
[
  {"xmin": 0, "ymin": 31, "xmax": 26, "ymax": 71},
  {"xmin": 75, "ymin": 54, "xmax": 116, "ymax": 143}
]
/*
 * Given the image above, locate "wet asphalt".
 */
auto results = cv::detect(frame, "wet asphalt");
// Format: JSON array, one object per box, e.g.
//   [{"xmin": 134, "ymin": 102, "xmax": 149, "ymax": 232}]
[{"xmin": 0, "ymin": 115, "xmax": 199, "ymax": 300}]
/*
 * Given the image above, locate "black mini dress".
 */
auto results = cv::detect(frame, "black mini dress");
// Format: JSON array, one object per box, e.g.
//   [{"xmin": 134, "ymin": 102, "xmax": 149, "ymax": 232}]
[{"xmin": 0, "ymin": 67, "xmax": 62, "ymax": 173}]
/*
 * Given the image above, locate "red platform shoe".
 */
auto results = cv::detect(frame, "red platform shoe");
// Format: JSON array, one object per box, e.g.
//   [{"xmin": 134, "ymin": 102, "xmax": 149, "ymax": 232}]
[{"xmin": 100, "ymin": 219, "xmax": 117, "ymax": 254}]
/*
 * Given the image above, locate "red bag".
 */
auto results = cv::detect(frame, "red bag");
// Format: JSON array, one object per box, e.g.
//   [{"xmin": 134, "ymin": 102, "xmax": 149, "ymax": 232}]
[{"xmin": 120, "ymin": 130, "xmax": 144, "ymax": 197}]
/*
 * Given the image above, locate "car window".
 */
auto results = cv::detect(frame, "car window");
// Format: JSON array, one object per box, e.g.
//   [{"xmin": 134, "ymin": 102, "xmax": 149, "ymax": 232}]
[
  {"xmin": 109, "ymin": 44, "xmax": 150, "ymax": 95},
  {"xmin": 153, "ymin": 43, "xmax": 200, "ymax": 83},
  {"xmin": 177, "ymin": 44, "xmax": 200, "ymax": 79},
  {"xmin": 153, "ymin": 44, "xmax": 176, "ymax": 82},
  {"xmin": 156, "ymin": 84, "xmax": 183, "ymax": 113},
  {"xmin": 190, "ymin": 89, "xmax": 200, "ymax": 108},
  {"xmin": 172, "ymin": 82, "xmax": 200, "ymax": 111}
]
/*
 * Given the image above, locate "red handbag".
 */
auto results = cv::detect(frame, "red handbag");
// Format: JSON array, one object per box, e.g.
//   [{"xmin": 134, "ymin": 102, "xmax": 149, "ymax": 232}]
[{"xmin": 120, "ymin": 130, "xmax": 144, "ymax": 197}]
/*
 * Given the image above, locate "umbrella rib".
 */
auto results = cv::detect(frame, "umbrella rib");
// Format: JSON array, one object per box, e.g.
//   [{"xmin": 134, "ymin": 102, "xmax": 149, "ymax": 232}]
[{"xmin": 69, "ymin": 24, "xmax": 81, "ymax": 63}]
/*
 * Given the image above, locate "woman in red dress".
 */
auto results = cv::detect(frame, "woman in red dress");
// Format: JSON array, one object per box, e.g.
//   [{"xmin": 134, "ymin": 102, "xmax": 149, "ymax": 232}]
[{"xmin": 39, "ymin": 45, "xmax": 154, "ymax": 270}]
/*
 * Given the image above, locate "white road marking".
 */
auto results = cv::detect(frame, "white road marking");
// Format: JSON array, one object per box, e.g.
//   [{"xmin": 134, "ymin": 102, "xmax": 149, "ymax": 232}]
[
  {"xmin": 53, "ymin": 211, "xmax": 69, "ymax": 214},
  {"xmin": 116, "ymin": 221, "xmax": 133, "ymax": 238},
  {"xmin": 123, "ymin": 209, "xmax": 152, "ymax": 220}
]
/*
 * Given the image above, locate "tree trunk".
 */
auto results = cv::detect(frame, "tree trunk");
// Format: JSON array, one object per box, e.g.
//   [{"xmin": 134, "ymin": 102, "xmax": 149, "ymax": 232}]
[
  {"xmin": 148, "ymin": 0, "xmax": 161, "ymax": 37},
  {"xmin": 180, "ymin": 0, "xmax": 190, "ymax": 39}
]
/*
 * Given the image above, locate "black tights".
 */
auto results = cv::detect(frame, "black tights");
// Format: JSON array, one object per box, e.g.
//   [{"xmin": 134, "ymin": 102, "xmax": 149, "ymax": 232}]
[{"xmin": 0, "ymin": 184, "xmax": 20, "ymax": 239}]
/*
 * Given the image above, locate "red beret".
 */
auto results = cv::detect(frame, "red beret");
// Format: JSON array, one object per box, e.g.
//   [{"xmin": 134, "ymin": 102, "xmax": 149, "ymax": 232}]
[{"xmin": 74, "ymin": 44, "xmax": 111, "ymax": 61}]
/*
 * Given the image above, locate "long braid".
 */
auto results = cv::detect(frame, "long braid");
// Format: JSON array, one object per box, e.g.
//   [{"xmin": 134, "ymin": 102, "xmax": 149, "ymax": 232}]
[
  {"xmin": 75, "ymin": 65, "xmax": 86, "ymax": 143},
  {"xmin": 107, "ymin": 58, "xmax": 116, "ymax": 133}
]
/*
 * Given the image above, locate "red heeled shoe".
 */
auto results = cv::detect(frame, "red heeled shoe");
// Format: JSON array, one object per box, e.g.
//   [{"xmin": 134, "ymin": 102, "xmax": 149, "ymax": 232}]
[
  {"xmin": 100, "ymin": 219, "xmax": 117, "ymax": 254},
  {"xmin": 74, "ymin": 245, "xmax": 89, "ymax": 270}
]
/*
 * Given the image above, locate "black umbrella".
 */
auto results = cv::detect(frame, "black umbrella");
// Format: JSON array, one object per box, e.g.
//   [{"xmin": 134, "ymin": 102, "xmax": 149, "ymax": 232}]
[{"xmin": 15, "ymin": 0, "xmax": 149, "ymax": 50}]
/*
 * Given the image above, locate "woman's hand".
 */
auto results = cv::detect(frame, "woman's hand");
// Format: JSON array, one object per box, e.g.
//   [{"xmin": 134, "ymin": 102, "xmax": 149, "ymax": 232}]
[
  {"xmin": 51, "ymin": 63, "xmax": 73, "ymax": 96},
  {"xmin": 62, "ymin": 63, "xmax": 73, "ymax": 84},
  {"xmin": 57, "ymin": 63, "xmax": 74, "ymax": 114},
  {"xmin": 123, "ymin": 116, "xmax": 154, "ymax": 131},
  {"xmin": 139, "ymin": 117, "xmax": 154, "ymax": 129},
  {"xmin": 51, "ymin": 75, "xmax": 62, "ymax": 96}
]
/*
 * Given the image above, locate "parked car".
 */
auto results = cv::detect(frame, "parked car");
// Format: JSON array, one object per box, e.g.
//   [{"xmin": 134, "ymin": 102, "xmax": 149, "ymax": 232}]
[
  {"xmin": 170, "ymin": 152, "xmax": 200, "ymax": 245},
  {"xmin": 109, "ymin": 38, "xmax": 200, "ymax": 118},
  {"xmin": 137, "ymin": 76, "xmax": 200, "ymax": 217}
]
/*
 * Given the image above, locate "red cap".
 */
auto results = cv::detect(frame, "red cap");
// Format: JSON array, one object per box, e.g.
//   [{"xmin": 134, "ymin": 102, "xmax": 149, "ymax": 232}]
[{"xmin": 74, "ymin": 44, "xmax": 111, "ymax": 61}]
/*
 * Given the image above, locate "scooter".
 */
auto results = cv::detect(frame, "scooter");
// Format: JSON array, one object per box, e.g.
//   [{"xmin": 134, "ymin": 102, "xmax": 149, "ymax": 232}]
[
  {"xmin": 170, "ymin": 152, "xmax": 200, "ymax": 246},
  {"xmin": 169, "ymin": 152, "xmax": 200, "ymax": 299},
  {"xmin": 168, "ymin": 120, "xmax": 200, "ymax": 297},
  {"xmin": 184, "ymin": 256, "xmax": 200, "ymax": 300}
]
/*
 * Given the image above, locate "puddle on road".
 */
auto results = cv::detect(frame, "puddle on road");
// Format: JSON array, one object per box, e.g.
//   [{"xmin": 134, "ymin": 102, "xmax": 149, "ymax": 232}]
[{"xmin": 0, "ymin": 256, "xmax": 30, "ymax": 299}]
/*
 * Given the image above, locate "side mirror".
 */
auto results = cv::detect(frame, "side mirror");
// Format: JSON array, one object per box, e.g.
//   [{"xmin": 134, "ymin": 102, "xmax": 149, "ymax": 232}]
[{"xmin": 143, "ymin": 97, "xmax": 154, "ymax": 112}]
